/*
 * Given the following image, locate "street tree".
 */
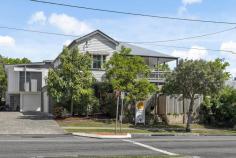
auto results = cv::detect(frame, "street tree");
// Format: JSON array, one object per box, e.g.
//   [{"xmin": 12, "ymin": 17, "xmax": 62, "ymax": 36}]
[
  {"xmin": 105, "ymin": 47, "xmax": 156, "ymax": 102},
  {"xmin": 47, "ymin": 47, "xmax": 93, "ymax": 115},
  {"xmin": 163, "ymin": 59, "xmax": 230, "ymax": 132}
]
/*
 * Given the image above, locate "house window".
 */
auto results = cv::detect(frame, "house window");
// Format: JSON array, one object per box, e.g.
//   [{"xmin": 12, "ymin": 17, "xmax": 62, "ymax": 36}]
[
  {"xmin": 19, "ymin": 71, "xmax": 42, "ymax": 92},
  {"xmin": 92, "ymin": 55, "xmax": 106, "ymax": 69}
]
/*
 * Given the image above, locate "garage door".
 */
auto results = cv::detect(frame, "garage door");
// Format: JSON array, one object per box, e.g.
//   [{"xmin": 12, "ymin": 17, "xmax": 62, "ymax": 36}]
[{"xmin": 21, "ymin": 93, "xmax": 41, "ymax": 112}]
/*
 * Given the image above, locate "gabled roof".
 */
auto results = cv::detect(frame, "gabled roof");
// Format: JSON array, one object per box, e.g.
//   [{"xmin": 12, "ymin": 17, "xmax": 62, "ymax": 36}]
[
  {"xmin": 68, "ymin": 29, "xmax": 119, "ymax": 48},
  {"xmin": 54, "ymin": 30, "xmax": 178, "ymax": 64}
]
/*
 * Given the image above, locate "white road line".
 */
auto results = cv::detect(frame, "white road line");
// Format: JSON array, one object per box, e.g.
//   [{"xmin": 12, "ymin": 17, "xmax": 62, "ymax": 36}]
[{"xmin": 123, "ymin": 139, "xmax": 178, "ymax": 156}]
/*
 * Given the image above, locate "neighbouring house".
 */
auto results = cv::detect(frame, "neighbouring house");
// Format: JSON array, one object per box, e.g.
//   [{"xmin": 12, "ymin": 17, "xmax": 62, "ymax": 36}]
[
  {"xmin": 4, "ymin": 61, "xmax": 52, "ymax": 112},
  {"xmin": 225, "ymin": 78, "xmax": 236, "ymax": 89},
  {"xmin": 5, "ymin": 30, "xmax": 203, "ymax": 122}
]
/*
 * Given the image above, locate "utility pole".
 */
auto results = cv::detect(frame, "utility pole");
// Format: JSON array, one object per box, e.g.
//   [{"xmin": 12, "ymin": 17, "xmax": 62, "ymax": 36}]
[{"xmin": 115, "ymin": 90, "xmax": 120, "ymax": 135}]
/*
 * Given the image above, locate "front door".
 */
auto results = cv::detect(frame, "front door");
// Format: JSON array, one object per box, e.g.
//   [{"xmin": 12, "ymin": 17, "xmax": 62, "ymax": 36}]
[{"xmin": 9, "ymin": 95, "xmax": 20, "ymax": 111}]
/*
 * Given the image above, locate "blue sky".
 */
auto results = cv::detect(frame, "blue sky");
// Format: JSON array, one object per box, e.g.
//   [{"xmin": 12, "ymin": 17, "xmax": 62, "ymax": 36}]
[{"xmin": 0, "ymin": 0, "xmax": 236, "ymax": 77}]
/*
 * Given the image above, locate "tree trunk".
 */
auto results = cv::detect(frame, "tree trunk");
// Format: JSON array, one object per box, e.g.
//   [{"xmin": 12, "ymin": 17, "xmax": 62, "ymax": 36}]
[
  {"xmin": 186, "ymin": 97, "xmax": 194, "ymax": 132},
  {"xmin": 70, "ymin": 99, "xmax": 74, "ymax": 116}
]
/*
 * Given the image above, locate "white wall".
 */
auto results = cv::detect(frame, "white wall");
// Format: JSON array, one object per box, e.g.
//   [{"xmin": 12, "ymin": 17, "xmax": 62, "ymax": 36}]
[
  {"xmin": 41, "ymin": 69, "xmax": 49, "ymax": 87},
  {"xmin": 7, "ymin": 66, "xmax": 19, "ymax": 93},
  {"xmin": 20, "ymin": 93, "xmax": 41, "ymax": 112},
  {"xmin": 43, "ymin": 91, "xmax": 49, "ymax": 113},
  {"xmin": 92, "ymin": 70, "xmax": 106, "ymax": 82},
  {"xmin": 77, "ymin": 34, "xmax": 116, "ymax": 57}
]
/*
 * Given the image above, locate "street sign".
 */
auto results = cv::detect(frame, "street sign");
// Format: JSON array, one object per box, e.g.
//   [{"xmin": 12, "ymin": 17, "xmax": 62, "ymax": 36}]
[{"xmin": 135, "ymin": 101, "xmax": 145, "ymax": 125}]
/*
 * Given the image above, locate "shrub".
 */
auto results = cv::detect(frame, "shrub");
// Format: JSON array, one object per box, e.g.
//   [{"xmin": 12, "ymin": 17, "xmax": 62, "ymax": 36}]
[
  {"xmin": 76, "ymin": 95, "xmax": 100, "ymax": 116},
  {"xmin": 102, "ymin": 94, "xmax": 117, "ymax": 118},
  {"xmin": 53, "ymin": 106, "xmax": 65, "ymax": 119},
  {"xmin": 200, "ymin": 86, "xmax": 236, "ymax": 128}
]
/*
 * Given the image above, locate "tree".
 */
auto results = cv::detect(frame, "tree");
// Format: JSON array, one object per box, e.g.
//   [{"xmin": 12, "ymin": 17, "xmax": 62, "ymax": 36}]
[
  {"xmin": 163, "ymin": 59, "xmax": 229, "ymax": 132},
  {"xmin": 200, "ymin": 86, "xmax": 236, "ymax": 127},
  {"xmin": 105, "ymin": 47, "xmax": 156, "ymax": 103},
  {"xmin": 156, "ymin": 63, "xmax": 171, "ymax": 71},
  {"xmin": 0, "ymin": 55, "xmax": 30, "ymax": 102},
  {"xmin": 46, "ymin": 47, "xmax": 94, "ymax": 115}
]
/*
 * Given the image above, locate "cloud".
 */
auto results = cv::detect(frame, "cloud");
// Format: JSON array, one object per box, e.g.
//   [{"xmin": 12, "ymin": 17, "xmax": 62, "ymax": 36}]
[
  {"xmin": 182, "ymin": 0, "xmax": 202, "ymax": 5},
  {"xmin": 48, "ymin": 13, "xmax": 92, "ymax": 35},
  {"xmin": 221, "ymin": 41, "xmax": 236, "ymax": 53},
  {"xmin": 28, "ymin": 11, "xmax": 47, "ymax": 25},
  {"xmin": 171, "ymin": 45, "xmax": 208, "ymax": 60},
  {"xmin": 0, "ymin": 36, "xmax": 15, "ymax": 47},
  {"xmin": 178, "ymin": 0, "xmax": 202, "ymax": 15}
]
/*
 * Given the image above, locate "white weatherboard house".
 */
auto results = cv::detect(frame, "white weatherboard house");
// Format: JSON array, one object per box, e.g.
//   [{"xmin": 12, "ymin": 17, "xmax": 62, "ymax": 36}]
[{"xmin": 5, "ymin": 30, "xmax": 178, "ymax": 113}]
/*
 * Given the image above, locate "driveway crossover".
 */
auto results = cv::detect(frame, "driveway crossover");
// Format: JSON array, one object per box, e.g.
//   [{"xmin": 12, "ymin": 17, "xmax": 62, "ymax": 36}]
[{"xmin": 0, "ymin": 112, "xmax": 65, "ymax": 134}]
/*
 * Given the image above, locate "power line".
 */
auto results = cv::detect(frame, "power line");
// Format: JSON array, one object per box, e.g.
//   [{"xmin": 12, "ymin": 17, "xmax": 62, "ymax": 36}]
[
  {"xmin": 1, "ymin": 25, "xmax": 235, "ymax": 44},
  {"xmin": 0, "ymin": 26, "xmax": 79, "ymax": 38},
  {"xmin": 30, "ymin": 0, "xmax": 236, "ymax": 25},
  {"xmin": 0, "ymin": 25, "xmax": 235, "ymax": 54},
  {"xmin": 139, "ymin": 43, "xmax": 236, "ymax": 54},
  {"xmin": 123, "ymin": 26, "xmax": 236, "ymax": 43}
]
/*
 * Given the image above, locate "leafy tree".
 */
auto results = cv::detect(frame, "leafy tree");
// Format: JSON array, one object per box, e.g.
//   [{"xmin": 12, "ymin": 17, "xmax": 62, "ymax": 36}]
[
  {"xmin": 105, "ymin": 47, "xmax": 156, "ymax": 102},
  {"xmin": 200, "ymin": 86, "xmax": 236, "ymax": 127},
  {"xmin": 46, "ymin": 48, "xmax": 94, "ymax": 115},
  {"xmin": 156, "ymin": 64, "xmax": 171, "ymax": 71},
  {"xmin": 0, "ymin": 55, "xmax": 30, "ymax": 102},
  {"xmin": 163, "ymin": 59, "xmax": 229, "ymax": 132}
]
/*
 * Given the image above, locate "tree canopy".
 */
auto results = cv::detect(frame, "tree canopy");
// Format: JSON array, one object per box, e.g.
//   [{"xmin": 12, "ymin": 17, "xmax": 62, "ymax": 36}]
[
  {"xmin": 163, "ymin": 59, "xmax": 230, "ymax": 131},
  {"xmin": 105, "ymin": 47, "xmax": 156, "ymax": 102},
  {"xmin": 46, "ymin": 48, "xmax": 94, "ymax": 115}
]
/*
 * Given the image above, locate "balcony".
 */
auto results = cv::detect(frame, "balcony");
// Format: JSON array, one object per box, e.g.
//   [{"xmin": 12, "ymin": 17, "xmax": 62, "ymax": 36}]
[{"xmin": 148, "ymin": 71, "xmax": 170, "ymax": 83}]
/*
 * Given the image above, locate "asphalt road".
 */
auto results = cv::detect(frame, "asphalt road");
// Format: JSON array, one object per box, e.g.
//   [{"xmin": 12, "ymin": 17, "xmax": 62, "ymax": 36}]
[{"xmin": 0, "ymin": 135, "xmax": 235, "ymax": 158}]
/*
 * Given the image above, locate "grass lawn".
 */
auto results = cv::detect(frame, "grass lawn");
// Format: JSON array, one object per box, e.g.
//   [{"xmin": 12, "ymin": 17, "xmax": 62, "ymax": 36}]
[{"xmin": 57, "ymin": 117, "xmax": 236, "ymax": 135}]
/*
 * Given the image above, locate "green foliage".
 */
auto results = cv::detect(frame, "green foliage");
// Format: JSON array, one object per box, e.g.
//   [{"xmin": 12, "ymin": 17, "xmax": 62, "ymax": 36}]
[
  {"xmin": 155, "ymin": 64, "xmax": 170, "ymax": 71},
  {"xmin": 163, "ymin": 59, "xmax": 229, "ymax": 131},
  {"xmin": 105, "ymin": 47, "xmax": 157, "ymax": 102},
  {"xmin": 200, "ymin": 86, "xmax": 236, "ymax": 127},
  {"xmin": 46, "ymin": 47, "xmax": 94, "ymax": 115},
  {"xmin": 76, "ymin": 95, "xmax": 99, "ymax": 116},
  {"xmin": 102, "ymin": 94, "xmax": 117, "ymax": 118},
  {"xmin": 0, "ymin": 55, "xmax": 30, "ymax": 101}
]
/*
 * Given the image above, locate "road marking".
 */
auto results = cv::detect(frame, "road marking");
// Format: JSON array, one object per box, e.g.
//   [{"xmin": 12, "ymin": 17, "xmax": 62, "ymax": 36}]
[{"xmin": 123, "ymin": 139, "xmax": 178, "ymax": 156}]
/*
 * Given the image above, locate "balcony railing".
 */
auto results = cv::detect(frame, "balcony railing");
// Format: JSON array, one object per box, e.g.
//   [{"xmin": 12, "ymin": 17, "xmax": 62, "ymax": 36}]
[{"xmin": 148, "ymin": 71, "xmax": 171, "ymax": 83}]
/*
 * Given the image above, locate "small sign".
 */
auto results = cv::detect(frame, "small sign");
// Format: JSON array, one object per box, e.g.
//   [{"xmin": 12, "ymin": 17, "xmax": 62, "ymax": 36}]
[
  {"xmin": 135, "ymin": 101, "xmax": 145, "ymax": 125},
  {"xmin": 115, "ymin": 90, "xmax": 120, "ymax": 97}
]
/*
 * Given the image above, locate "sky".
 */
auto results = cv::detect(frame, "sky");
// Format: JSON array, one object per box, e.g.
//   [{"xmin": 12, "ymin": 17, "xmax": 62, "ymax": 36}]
[{"xmin": 0, "ymin": 0, "xmax": 236, "ymax": 77}]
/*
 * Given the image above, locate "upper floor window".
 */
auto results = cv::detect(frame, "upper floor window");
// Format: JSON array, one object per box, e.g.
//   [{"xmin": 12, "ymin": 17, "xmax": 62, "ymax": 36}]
[{"xmin": 92, "ymin": 55, "xmax": 106, "ymax": 69}]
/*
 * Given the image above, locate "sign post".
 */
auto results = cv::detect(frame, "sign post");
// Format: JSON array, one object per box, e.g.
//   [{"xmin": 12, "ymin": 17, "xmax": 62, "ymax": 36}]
[
  {"xmin": 115, "ymin": 90, "xmax": 120, "ymax": 135},
  {"xmin": 120, "ymin": 91, "xmax": 125, "ymax": 133}
]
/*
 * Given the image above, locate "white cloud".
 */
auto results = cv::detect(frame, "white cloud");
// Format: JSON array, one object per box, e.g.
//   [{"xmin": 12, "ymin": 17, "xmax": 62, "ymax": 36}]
[
  {"xmin": 178, "ymin": 0, "xmax": 202, "ymax": 15},
  {"xmin": 0, "ymin": 36, "xmax": 15, "ymax": 47},
  {"xmin": 221, "ymin": 41, "xmax": 236, "ymax": 53},
  {"xmin": 28, "ymin": 11, "xmax": 47, "ymax": 25},
  {"xmin": 182, "ymin": 0, "xmax": 202, "ymax": 5},
  {"xmin": 171, "ymin": 45, "xmax": 208, "ymax": 60},
  {"xmin": 48, "ymin": 13, "xmax": 92, "ymax": 35}
]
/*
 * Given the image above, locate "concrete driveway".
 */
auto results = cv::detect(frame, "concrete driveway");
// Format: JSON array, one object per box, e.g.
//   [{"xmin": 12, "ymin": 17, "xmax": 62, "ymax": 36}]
[{"xmin": 0, "ymin": 112, "xmax": 65, "ymax": 134}]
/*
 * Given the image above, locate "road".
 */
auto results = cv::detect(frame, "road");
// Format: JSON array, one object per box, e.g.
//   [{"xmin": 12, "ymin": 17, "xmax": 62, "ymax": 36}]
[{"xmin": 0, "ymin": 135, "xmax": 235, "ymax": 158}]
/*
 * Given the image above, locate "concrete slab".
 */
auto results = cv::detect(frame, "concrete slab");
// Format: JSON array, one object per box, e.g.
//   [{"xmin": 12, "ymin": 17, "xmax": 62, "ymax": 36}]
[{"xmin": 0, "ymin": 112, "xmax": 65, "ymax": 134}]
